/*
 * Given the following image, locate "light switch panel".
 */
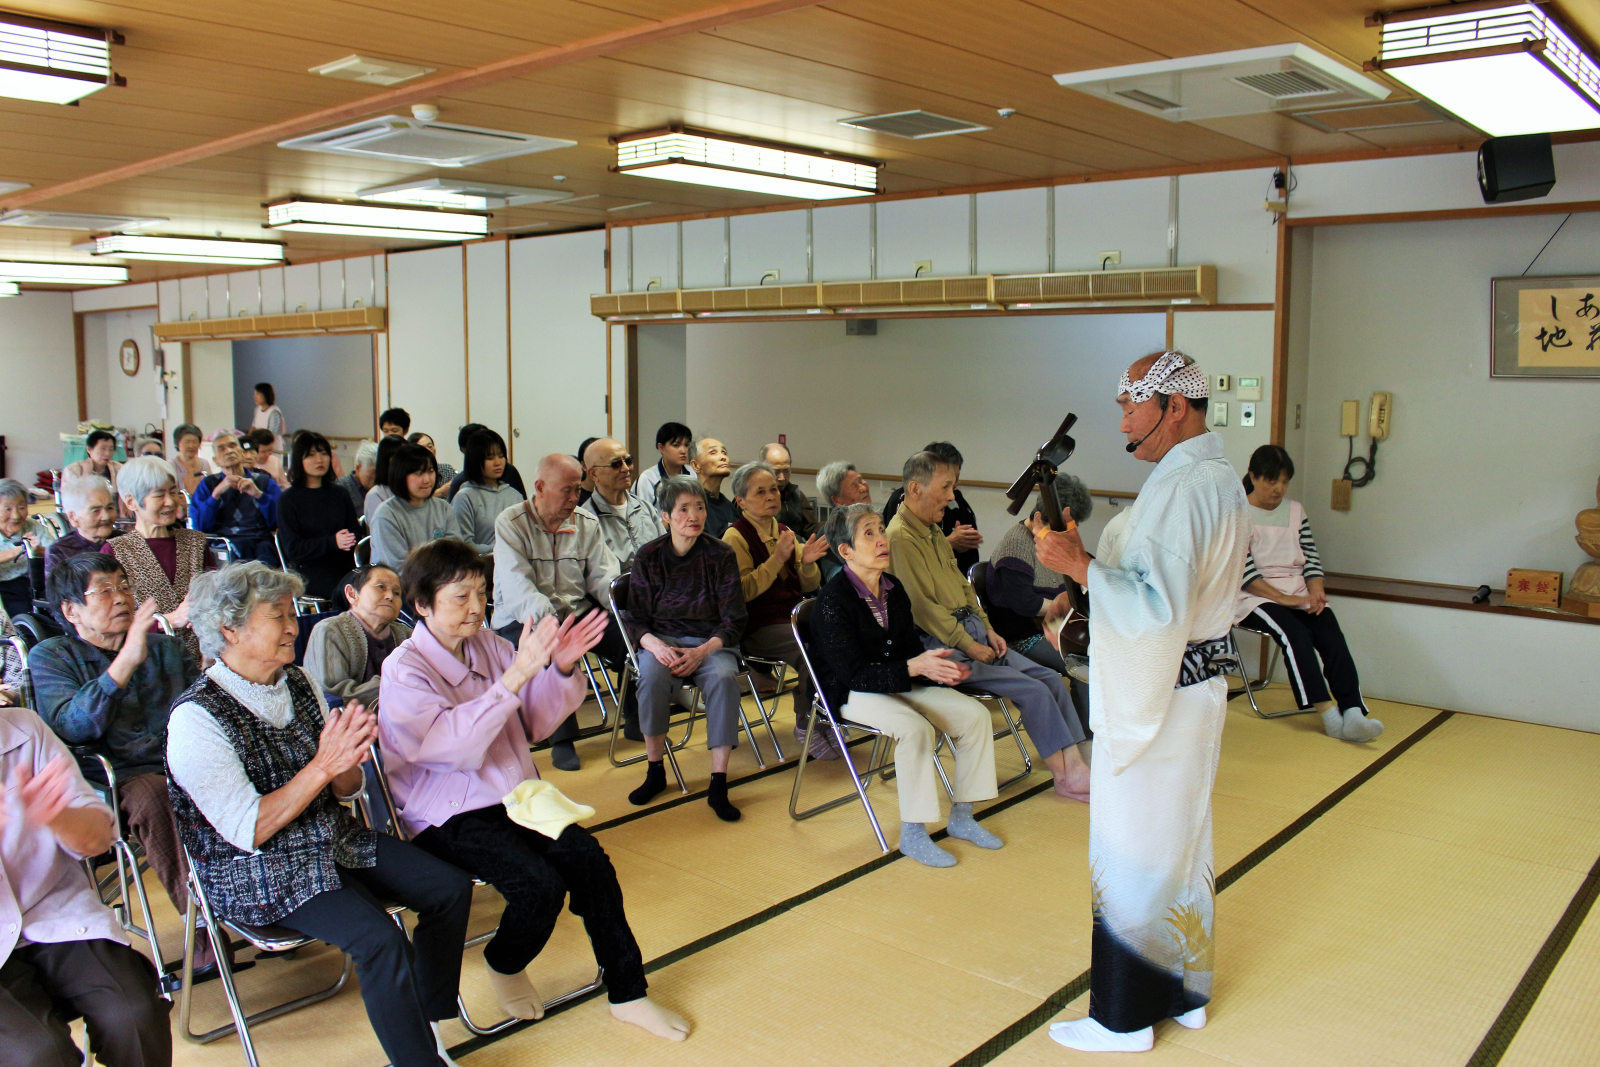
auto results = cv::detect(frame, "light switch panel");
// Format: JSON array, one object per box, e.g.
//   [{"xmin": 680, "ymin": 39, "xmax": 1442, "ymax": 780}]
[
  {"xmin": 1211, "ymin": 402, "xmax": 1229, "ymax": 427},
  {"xmin": 1240, "ymin": 402, "xmax": 1256, "ymax": 427},
  {"xmin": 1237, "ymin": 376, "xmax": 1262, "ymax": 401}
]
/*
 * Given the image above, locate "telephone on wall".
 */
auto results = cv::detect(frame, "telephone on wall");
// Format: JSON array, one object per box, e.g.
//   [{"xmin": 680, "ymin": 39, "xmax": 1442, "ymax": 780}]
[{"xmin": 1332, "ymin": 392, "xmax": 1391, "ymax": 511}]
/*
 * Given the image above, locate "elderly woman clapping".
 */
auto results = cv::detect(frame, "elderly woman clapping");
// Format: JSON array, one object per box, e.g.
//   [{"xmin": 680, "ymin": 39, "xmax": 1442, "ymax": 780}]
[
  {"xmin": 809, "ymin": 503, "xmax": 1002, "ymax": 868},
  {"xmin": 379, "ymin": 539, "xmax": 689, "ymax": 1042},
  {"xmin": 166, "ymin": 562, "xmax": 473, "ymax": 1067},
  {"xmin": 0, "ymin": 477, "xmax": 56, "ymax": 619},
  {"xmin": 101, "ymin": 457, "xmax": 213, "ymax": 661}
]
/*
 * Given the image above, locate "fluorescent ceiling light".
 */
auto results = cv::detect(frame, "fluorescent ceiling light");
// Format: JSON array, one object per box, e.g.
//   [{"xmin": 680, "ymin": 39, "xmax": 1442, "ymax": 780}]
[
  {"xmin": 356, "ymin": 178, "xmax": 570, "ymax": 209},
  {"xmin": 0, "ymin": 13, "xmax": 121, "ymax": 104},
  {"xmin": 0, "ymin": 261, "xmax": 127, "ymax": 284},
  {"xmin": 92, "ymin": 234, "xmax": 285, "ymax": 265},
  {"xmin": 265, "ymin": 198, "xmax": 488, "ymax": 241},
  {"xmin": 0, "ymin": 281, "xmax": 18, "ymax": 296},
  {"xmin": 1374, "ymin": 2, "xmax": 1600, "ymax": 135},
  {"xmin": 613, "ymin": 127, "xmax": 879, "ymax": 200}
]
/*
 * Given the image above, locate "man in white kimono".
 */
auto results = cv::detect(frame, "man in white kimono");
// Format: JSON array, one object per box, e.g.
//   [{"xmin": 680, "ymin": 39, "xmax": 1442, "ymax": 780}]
[{"xmin": 1036, "ymin": 350, "xmax": 1249, "ymax": 1053}]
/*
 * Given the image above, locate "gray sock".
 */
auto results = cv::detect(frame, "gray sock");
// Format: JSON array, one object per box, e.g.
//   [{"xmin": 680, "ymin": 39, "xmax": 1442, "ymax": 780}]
[
  {"xmin": 945, "ymin": 802, "xmax": 1003, "ymax": 849},
  {"xmin": 898, "ymin": 823, "xmax": 956, "ymax": 867}
]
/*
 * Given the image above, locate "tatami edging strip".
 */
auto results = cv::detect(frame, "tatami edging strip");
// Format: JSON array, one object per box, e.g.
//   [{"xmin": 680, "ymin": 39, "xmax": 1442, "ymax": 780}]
[{"xmin": 946, "ymin": 708, "xmax": 1457, "ymax": 1067}]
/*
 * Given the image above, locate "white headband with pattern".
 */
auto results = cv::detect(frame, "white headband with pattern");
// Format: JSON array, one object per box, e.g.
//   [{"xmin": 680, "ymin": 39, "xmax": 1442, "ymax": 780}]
[{"xmin": 1117, "ymin": 350, "xmax": 1209, "ymax": 403}]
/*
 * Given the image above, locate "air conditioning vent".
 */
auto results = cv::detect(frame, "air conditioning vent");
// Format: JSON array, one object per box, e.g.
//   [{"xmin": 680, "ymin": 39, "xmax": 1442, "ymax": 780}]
[
  {"xmin": 279, "ymin": 116, "xmax": 575, "ymax": 167},
  {"xmin": 309, "ymin": 55, "xmax": 433, "ymax": 86},
  {"xmin": 0, "ymin": 210, "xmax": 166, "ymax": 231},
  {"xmin": 1055, "ymin": 44, "xmax": 1387, "ymax": 122},
  {"xmin": 838, "ymin": 110, "xmax": 989, "ymax": 138},
  {"xmin": 1291, "ymin": 99, "xmax": 1452, "ymax": 133},
  {"xmin": 1232, "ymin": 69, "xmax": 1336, "ymax": 99}
]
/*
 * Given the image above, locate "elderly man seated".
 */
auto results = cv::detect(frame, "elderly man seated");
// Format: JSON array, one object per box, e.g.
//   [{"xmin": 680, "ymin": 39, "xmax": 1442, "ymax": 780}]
[
  {"xmin": 191, "ymin": 431, "xmax": 281, "ymax": 563},
  {"xmin": 758, "ymin": 443, "xmax": 816, "ymax": 537},
  {"xmin": 888, "ymin": 451, "xmax": 1090, "ymax": 801},
  {"xmin": 337, "ymin": 439, "xmax": 379, "ymax": 515},
  {"xmin": 580, "ymin": 438, "xmax": 663, "ymax": 565},
  {"xmin": 721, "ymin": 462, "xmax": 833, "ymax": 758},
  {"xmin": 0, "ymin": 705, "xmax": 172, "ymax": 1067},
  {"xmin": 688, "ymin": 437, "xmax": 737, "ymax": 538},
  {"xmin": 815, "ymin": 460, "xmax": 873, "ymax": 581},
  {"xmin": 167, "ymin": 562, "xmax": 473, "ymax": 1067},
  {"xmin": 1, "ymin": 479, "xmax": 56, "ymax": 620},
  {"xmin": 493, "ymin": 454, "xmax": 624, "ymax": 771},
  {"xmin": 30, "ymin": 555, "xmax": 204, "ymax": 964},
  {"xmin": 46, "ymin": 476, "xmax": 119, "ymax": 582},
  {"xmin": 625, "ymin": 476, "xmax": 747, "ymax": 821},
  {"xmin": 304, "ymin": 564, "xmax": 411, "ymax": 707},
  {"xmin": 631, "ymin": 422, "xmax": 692, "ymax": 511},
  {"xmin": 378, "ymin": 540, "xmax": 688, "ymax": 1042},
  {"xmin": 883, "ymin": 441, "xmax": 983, "ymax": 578}
]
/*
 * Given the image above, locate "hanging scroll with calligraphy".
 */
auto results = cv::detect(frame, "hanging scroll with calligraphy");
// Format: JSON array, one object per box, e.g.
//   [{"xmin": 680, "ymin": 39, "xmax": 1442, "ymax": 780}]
[{"xmin": 1492, "ymin": 275, "xmax": 1600, "ymax": 378}]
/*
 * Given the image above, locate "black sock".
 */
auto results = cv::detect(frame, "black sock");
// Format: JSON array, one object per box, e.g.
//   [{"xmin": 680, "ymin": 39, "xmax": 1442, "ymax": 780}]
[
  {"xmin": 707, "ymin": 771, "xmax": 741, "ymax": 822},
  {"xmin": 629, "ymin": 760, "xmax": 666, "ymax": 806}
]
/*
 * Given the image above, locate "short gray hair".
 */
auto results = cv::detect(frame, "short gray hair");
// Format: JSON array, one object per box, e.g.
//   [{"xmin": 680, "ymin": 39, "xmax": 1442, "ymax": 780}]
[
  {"xmin": 117, "ymin": 456, "xmax": 179, "ymax": 510},
  {"xmin": 824, "ymin": 502, "xmax": 880, "ymax": 554},
  {"xmin": 1032, "ymin": 474, "xmax": 1094, "ymax": 526},
  {"xmin": 901, "ymin": 451, "xmax": 950, "ymax": 489},
  {"xmin": 656, "ymin": 474, "xmax": 706, "ymax": 515},
  {"xmin": 62, "ymin": 475, "xmax": 113, "ymax": 515},
  {"xmin": 729, "ymin": 461, "xmax": 774, "ymax": 501},
  {"xmin": 353, "ymin": 440, "xmax": 379, "ymax": 470},
  {"xmin": 0, "ymin": 478, "xmax": 28, "ymax": 505},
  {"xmin": 187, "ymin": 562, "xmax": 304, "ymax": 659},
  {"xmin": 816, "ymin": 461, "xmax": 857, "ymax": 505}
]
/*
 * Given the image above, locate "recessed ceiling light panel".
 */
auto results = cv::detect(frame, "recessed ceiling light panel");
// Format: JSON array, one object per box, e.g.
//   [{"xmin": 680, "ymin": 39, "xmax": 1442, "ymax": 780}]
[
  {"xmin": 356, "ymin": 178, "xmax": 572, "ymax": 209},
  {"xmin": 266, "ymin": 198, "xmax": 489, "ymax": 242},
  {"xmin": 0, "ymin": 261, "xmax": 127, "ymax": 284},
  {"xmin": 280, "ymin": 115, "xmax": 576, "ymax": 167},
  {"xmin": 1372, "ymin": 2, "xmax": 1600, "ymax": 136},
  {"xmin": 0, "ymin": 281, "xmax": 19, "ymax": 296},
  {"xmin": 0, "ymin": 12, "xmax": 123, "ymax": 105},
  {"xmin": 1055, "ymin": 43, "xmax": 1388, "ymax": 122},
  {"xmin": 837, "ymin": 111, "xmax": 989, "ymax": 138},
  {"xmin": 613, "ymin": 127, "xmax": 880, "ymax": 200},
  {"xmin": 92, "ymin": 234, "xmax": 285, "ymax": 264},
  {"xmin": 0, "ymin": 209, "xmax": 166, "ymax": 230},
  {"xmin": 309, "ymin": 54, "xmax": 433, "ymax": 86}
]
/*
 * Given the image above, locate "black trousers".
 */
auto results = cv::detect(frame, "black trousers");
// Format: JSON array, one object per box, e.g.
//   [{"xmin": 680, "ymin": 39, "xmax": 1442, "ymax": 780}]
[
  {"xmin": 0, "ymin": 937, "xmax": 171, "ymax": 1067},
  {"xmin": 0, "ymin": 574, "xmax": 32, "ymax": 622},
  {"xmin": 1238, "ymin": 602, "xmax": 1366, "ymax": 712},
  {"xmin": 496, "ymin": 614, "xmax": 637, "ymax": 744},
  {"xmin": 275, "ymin": 834, "xmax": 473, "ymax": 1067},
  {"xmin": 414, "ymin": 807, "xmax": 648, "ymax": 1005}
]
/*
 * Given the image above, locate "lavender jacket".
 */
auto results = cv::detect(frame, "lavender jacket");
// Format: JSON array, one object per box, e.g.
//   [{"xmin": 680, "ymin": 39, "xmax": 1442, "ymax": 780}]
[{"xmin": 377, "ymin": 621, "xmax": 587, "ymax": 838}]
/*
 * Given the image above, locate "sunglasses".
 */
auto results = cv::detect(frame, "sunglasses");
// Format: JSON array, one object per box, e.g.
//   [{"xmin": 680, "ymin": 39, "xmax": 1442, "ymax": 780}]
[{"xmin": 589, "ymin": 454, "xmax": 634, "ymax": 471}]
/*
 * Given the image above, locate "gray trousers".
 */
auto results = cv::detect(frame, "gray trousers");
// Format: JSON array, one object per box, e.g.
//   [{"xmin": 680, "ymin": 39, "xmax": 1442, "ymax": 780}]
[
  {"xmin": 927, "ymin": 615, "xmax": 1084, "ymax": 760},
  {"xmin": 636, "ymin": 635, "xmax": 742, "ymax": 748},
  {"xmin": 741, "ymin": 622, "xmax": 815, "ymax": 725}
]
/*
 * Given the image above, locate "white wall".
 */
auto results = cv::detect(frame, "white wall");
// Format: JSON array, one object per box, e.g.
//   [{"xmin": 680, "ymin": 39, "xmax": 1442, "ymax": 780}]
[
  {"xmin": 635, "ymin": 323, "xmax": 687, "ymax": 457},
  {"xmin": 1172, "ymin": 310, "xmax": 1275, "ymax": 473},
  {"xmin": 187, "ymin": 341, "xmax": 235, "ymax": 435},
  {"xmin": 387, "ymin": 246, "xmax": 467, "ymax": 467},
  {"xmin": 81, "ymin": 307, "xmax": 161, "ymax": 433},
  {"xmin": 0, "ymin": 291, "xmax": 76, "ymax": 483}
]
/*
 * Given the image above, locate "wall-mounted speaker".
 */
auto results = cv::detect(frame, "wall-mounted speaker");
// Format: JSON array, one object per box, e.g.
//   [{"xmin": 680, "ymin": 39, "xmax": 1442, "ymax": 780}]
[{"xmin": 1477, "ymin": 133, "xmax": 1556, "ymax": 203}]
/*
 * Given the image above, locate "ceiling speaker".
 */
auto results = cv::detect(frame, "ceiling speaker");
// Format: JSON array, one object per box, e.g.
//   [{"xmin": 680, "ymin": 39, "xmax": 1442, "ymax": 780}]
[{"xmin": 1478, "ymin": 133, "xmax": 1556, "ymax": 203}]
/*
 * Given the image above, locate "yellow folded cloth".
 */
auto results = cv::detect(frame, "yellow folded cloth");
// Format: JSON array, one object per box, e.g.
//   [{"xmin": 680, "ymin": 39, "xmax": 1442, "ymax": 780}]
[{"xmin": 502, "ymin": 779, "xmax": 596, "ymax": 840}]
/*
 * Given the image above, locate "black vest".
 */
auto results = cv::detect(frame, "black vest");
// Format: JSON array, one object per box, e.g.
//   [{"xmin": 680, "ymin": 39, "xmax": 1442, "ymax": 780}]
[
  {"xmin": 166, "ymin": 668, "xmax": 378, "ymax": 926},
  {"xmin": 732, "ymin": 515, "xmax": 802, "ymax": 631}
]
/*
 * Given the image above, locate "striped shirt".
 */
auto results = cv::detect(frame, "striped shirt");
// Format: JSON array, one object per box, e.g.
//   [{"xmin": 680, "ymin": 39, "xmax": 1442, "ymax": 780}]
[{"xmin": 1241, "ymin": 505, "xmax": 1323, "ymax": 587}]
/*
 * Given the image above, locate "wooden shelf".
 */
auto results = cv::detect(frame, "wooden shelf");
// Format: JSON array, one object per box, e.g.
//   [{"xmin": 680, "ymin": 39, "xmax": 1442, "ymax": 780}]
[{"xmin": 1324, "ymin": 572, "xmax": 1600, "ymax": 627}]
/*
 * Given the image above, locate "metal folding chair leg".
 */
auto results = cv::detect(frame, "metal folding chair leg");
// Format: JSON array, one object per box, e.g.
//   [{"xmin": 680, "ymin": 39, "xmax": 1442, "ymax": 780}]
[
  {"xmin": 967, "ymin": 692, "xmax": 1033, "ymax": 790},
  {"xmin": 788, "ymin": 705, "xmax": 893, "ymax": 852},
  {"xmin": 1227, "ymin": 631, "xmax": 1310, "ymax": 719},
  {"xmin": 455, "ymin": 967, "xmax": 606, "ymax": 1036},
  {"xmin": 739, "ymin": 655, "xmax": 790, "ymax": 764}
]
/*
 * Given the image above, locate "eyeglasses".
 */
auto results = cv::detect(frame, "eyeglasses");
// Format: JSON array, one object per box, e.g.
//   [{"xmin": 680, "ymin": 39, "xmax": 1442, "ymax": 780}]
[
  {"xmin": 589, "ymin": 454, "xmax": 634, "ymax": 471},
  {"xmin": 84, "ymin": 581, "xmax": 134, "ymax": 600}
]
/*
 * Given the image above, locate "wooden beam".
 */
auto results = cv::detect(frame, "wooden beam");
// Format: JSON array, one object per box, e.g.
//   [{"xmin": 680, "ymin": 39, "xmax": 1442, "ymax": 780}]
[
  {"xmin": 73, "ymin": 312, "xmax": 87, "ymax": 422},
  {"xmin": 0, "ymin": 0, "xmax": 829, "ymax": 211},
  {"xmin": 1287, "ymin": 199, "xmax": 1600, "ymax": 228}
]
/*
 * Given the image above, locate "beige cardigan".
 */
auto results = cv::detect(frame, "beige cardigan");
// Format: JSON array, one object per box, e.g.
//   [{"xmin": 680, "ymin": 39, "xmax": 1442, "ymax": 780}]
[{"xmin": 302, "ymin": 611, "xmax": 413, "ymax": 706}]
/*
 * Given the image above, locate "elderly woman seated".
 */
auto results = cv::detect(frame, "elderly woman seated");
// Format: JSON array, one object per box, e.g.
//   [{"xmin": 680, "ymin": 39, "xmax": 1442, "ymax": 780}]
[
  {"xmin": 102, "ymin": 457, "xmax": 213, "ymax": 662},
  {"xmin": 810, "ymin": 503, "xmax": 1002, "ymax": 867},
  {"xmin": 625, "ymin": 476, "xmax": 747, "ymax": 821},
  {"xmin": 63, "ymin": 429, "xmax": 123, "ymax": 501},
  {"xmin": 377, "ymin": 539, "xmax": 687, "ymax": 1040},
  {"xmin": 303, "ymin": 564, "xmax": 411, "ymax": 706},
  {"xmin": 45, "ymin": 476, "xmax": 119, "ymax": 583},
  {"xmin": 170, "ymin": 423, "xmax": 213, "ymax": 496},
  {"xmin": 166, "ymin": 562, "xmax": 473, "ymax": 1067},
  {"xmin": 1, "ymin": 477, "xmax": 58, "ymax": 619}
]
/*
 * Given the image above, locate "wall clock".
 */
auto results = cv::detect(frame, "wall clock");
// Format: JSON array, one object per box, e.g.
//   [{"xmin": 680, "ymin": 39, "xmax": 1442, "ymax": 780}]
[{"xmin": 119, "ymin": 338, "xmax": 140, "ymax": 377}]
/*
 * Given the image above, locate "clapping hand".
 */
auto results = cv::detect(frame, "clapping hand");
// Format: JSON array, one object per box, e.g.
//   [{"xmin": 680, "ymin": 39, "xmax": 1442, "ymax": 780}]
[
  {"xmin": 312, "ymin": 701, "xmax": 378, "ymax": 780},
  {"xmin": 503, "ymin": 615, "xmax": 559, "ymax": 692},
  {"xmin": 908, "ymin": 648, "xmax": 970, "ymax": 686},
  {"xmin": 773, "ymin": 526, "xmax": 797, "ymax": 562},
  {"xmin": 551, "ymin": 610, "xmax": 609, "ymax": 674},
  {"xmin": 11, "ymin": 756, "xmax": 79, "ymax": 830},
  {"xmin": 800, "ymin": 533, "xmax": 830, "ymax": 564}
]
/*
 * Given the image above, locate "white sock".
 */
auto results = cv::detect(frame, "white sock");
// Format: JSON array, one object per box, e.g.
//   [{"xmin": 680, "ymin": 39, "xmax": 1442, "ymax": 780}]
[
  {"xmin": 1049, "ymin": 1017, "xmax": 1154, "ymax": 1052},
  {"xmin": 1173, "ymin": 1006, "xmax": 1206, "ymax": 1029},
  {"xmin": 1341, "ymin": 708, "xmax": 1384, "ymax": 741},
  {"xmin": 430, "ymin": 1022, "xmax": 460, "ymax": 1067},
  {"xmin": 1320, "ymin": 706, "xmax": 1346, "ymax": 739}
]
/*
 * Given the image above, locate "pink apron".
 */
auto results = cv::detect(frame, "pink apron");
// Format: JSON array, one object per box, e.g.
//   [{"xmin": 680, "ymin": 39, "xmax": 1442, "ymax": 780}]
[{"xmin": 1234, "ymin": 499, "xmax": 1308, "ymax": 623}]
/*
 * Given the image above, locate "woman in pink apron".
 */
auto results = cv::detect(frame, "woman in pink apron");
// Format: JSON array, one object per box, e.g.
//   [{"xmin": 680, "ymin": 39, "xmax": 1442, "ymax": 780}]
[{"xmin": 1233, "ymin": 446, "xmax": 1383, "ymax": 742}]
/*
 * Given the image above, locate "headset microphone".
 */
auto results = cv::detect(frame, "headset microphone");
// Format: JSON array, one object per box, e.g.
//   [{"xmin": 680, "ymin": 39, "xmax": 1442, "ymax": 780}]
[{"xmin": 1125, "ymin": 425, "xmax": 1159, "ymax": 454}]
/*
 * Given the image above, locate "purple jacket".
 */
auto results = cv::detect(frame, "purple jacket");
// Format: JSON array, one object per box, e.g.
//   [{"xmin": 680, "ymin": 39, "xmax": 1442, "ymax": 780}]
[{"xmin": 377, "ymin": 621, "xmax": 587, "ymax": 838}]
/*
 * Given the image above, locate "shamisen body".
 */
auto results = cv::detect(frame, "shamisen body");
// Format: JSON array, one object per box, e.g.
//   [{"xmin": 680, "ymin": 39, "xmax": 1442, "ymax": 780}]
[{"xmin": 1036, "ymin": 350, "xmax": 1250, "ymax": 1053}]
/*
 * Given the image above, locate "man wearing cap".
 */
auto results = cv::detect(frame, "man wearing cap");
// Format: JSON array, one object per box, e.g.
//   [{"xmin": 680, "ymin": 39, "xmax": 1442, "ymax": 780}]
[{"xmin": 1035, "ymin": 350, "xmax": 1249, "ymax": 1053}]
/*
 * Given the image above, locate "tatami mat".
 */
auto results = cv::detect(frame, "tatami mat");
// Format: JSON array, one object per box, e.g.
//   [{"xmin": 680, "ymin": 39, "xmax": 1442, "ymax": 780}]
[{"xmin": 142, "ymin": 686, "xmax": 1600, "ymax": 1067}]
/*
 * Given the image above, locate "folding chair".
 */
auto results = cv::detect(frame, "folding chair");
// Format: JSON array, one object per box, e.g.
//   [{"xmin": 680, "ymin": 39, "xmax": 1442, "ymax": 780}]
[
  {"xmin": 354, "ymin": 535, "xmax": 372, "ymax": 568},
  {"xmin": 787, "ymin": 599, "xmax": 955, "ymax": 853},
  {"xmin": 292, "ymin": 608, "xmax": 343, "ymax": 668},
  {"xmin": 1224, "ymin": 627, "xmax": 1307, "ymax": 719},
  {"xmin": 358, "ymin": 743, "xmax": 603, "ymax": 1037}
]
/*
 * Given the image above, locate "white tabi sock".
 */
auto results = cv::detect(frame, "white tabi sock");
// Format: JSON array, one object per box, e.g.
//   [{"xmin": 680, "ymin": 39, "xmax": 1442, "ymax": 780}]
[
  {"xmin": 1173, "ymin": 1006, "xmax": 1206, "ymax": 1029},
  {"xmin": 1049, "ymin": 1017, "xmax": 1154, "ymax": 1052}
]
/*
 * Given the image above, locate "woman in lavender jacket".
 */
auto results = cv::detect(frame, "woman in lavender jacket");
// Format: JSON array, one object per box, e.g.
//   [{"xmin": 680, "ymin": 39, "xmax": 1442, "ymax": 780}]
[{"xmin": 377, "ymin": 538, "xmax": 689, "ymax": 1043}]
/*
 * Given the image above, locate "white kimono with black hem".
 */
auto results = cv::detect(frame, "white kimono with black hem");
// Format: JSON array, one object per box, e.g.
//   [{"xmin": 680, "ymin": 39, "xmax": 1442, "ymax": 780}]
[{"xmin": 1083, "ymin": 431, "xmax": 1249, "ymax": 1033}]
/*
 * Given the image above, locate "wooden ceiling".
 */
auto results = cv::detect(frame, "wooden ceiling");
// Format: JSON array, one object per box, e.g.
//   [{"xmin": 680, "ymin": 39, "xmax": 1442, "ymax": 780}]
[{"xmin": 1, "ymin": 0, "xmax": 1587, "ymax": 283}]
